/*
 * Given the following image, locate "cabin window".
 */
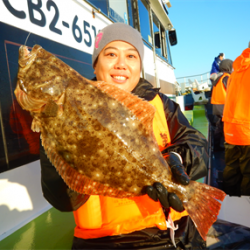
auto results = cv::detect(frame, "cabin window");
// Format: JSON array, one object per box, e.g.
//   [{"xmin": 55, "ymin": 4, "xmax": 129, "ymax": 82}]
[
  {"xmin": 137, "ymin": 0, "xmax": 152, "ymax": 46},
  {"xmin": 127, "ymin": 0, "xmax": 134, "ymax": 27},
  {"xmin": 109, "ymin": 0, "xmax": 129, "ymax": 23},
  {"xmin": 165, "ymin": 31, "xmax": 173, "ymax": 65},
  {"xmin": 87, "ymin": 0, "xmax": 130, "ymax": 24},
  {"xmin": 87, "ymin": 0, "xmax": 109, "ymax": 16},
  {"xmin": 152, "ymin": 13, "xmax": 162, "ymax": 57},
  {"xmin": 152, "ymin": 12, "xmax": 173, "ymax": 65}
]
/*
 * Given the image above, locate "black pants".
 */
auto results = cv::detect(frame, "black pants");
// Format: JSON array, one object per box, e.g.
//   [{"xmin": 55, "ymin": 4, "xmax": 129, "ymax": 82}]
[
  {"xmin": 223, "ymin": 143, "xmax": 250, "ymax": 196},
  {"xmin": 72, "ymin": 237, "xmax": 184, "ymax": 250},
  {"xmin": 213, "ymin": 118, "xmax": 225, "ymax": 151},
  {"xmin": 71, "ymin": 217, "xmax": 206, "ymax": 250}
]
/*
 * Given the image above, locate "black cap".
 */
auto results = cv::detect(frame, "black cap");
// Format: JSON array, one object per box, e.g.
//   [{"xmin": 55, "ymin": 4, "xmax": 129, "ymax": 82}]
[{"xmin": 219, "ymin": 59, "xmax": 233, "ymax": 73}]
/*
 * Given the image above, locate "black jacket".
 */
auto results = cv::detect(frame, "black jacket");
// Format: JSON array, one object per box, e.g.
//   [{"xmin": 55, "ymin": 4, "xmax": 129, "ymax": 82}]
[
  {"xmin": 40, "ymin": 78, "xmax": 208, "ymax": 249},
  {"xmin": 132, "ymin": 79, "xmax": 208, "ymax": 180}
]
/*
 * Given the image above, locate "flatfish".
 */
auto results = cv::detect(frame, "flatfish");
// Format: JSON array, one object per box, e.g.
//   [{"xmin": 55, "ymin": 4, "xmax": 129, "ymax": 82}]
[{"xmin": 15, "ymin": 45, "xmax": 226, "ymax": 241}]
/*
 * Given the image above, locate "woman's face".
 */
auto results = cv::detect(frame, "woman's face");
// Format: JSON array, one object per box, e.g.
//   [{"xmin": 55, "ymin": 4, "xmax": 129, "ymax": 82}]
[{"xmin": 94, "ymin": 41, "xmax": 141, "ymax": 92}]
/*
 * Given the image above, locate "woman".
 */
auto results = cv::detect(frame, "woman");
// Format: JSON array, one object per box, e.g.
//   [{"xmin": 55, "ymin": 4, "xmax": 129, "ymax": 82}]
[{"xmin": 40, "ymin": 23, "xmax": 208, "ymax": 249}]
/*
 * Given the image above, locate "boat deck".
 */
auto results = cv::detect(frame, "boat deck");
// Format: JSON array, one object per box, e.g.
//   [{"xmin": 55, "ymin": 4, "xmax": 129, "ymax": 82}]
[{"xmin": 0, "ymin": 207, "xmax": 75, "ymax": 250}]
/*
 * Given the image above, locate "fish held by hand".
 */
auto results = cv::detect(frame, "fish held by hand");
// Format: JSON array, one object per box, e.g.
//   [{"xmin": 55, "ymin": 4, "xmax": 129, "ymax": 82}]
[{"xmin": 15, "ymin": 45, "xmax": 226, "ymax": 241}]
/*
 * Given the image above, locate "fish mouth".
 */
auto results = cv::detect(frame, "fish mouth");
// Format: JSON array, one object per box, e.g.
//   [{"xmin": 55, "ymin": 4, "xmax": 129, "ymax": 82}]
[
  {"xmin": 17, "ymin": 45, "xmax": 38, "ymax": 93},
  {"xmin": 21, "ymin": 46, "xmax": 30, "ymax": 56},
  {"xmin": 15, "ymin": 45, "xmax": 47, "ymax": 112},
  {"xmin": 19, "ymin": 45, "xmax": 41, "ymax": 66},
  {"xmin": 15, "ymin": 44, "xmax": 65, "ymax": 113},
  {"xmin": 18, "ymin": 46, "xmax": 31, "ymax": 68}
]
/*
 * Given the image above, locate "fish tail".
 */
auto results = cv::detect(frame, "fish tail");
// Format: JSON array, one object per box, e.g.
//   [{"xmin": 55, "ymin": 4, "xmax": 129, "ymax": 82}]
[{"xmin": 182, "ymin": 180, "xmax": 226, "ymax": 241}]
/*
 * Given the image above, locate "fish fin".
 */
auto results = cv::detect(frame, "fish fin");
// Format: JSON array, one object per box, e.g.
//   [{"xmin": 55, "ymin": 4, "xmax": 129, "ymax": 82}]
[
  {"xmin": 91, "ymin": 81, "xmax": 155, "ymax": 132},
  {"xmin": 14, "ymin": 83, "xmax": 46, "ymax": 111},
  {"xmin": 41, "ymin": 99, "xmax": 58, "ymax": 117},
  {"xmin": 42, "ymin": 137, "xmax": 133, "ymax": 198},
  {"xmin": 41, "ymin": 93, "xmax": 64, "ymax": 117},
  {"xmin": 182, "ymin": 180, "xmax": 226, "ymax": 241},
  {"xmin": 57, "ymin": 92, "xmax": 65, "ymax": 105},
  {"xmin": 31, "ymin": 117, "xmax": 41, "ymax": 132}
]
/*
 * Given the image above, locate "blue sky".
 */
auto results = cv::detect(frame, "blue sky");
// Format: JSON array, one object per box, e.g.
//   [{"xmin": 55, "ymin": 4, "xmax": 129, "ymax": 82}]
[{"xmin": 168, "ymin": 0, "xmax": 250, "ymax": 78}]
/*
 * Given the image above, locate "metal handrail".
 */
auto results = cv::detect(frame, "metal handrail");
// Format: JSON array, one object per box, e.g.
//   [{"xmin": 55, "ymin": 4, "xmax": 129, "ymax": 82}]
[
  {"xmin": 176, "ymin": 71, "xmax": 211, "ymax": 88},
  {"xmin": 176, "ymin": 71, "xmax": 210, "ymax": 80}
]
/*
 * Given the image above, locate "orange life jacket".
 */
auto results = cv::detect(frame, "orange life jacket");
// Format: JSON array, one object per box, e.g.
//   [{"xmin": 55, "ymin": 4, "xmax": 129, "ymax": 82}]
[
  {"xmin": 73, "ymin": 94, "xmax": 188, "ymax": 239},
  {"xmin": 223, "ymin": 48, "xmax": 250, "ymax": 145},
  {"xmin": 211, "ymin": 73, "xmax": 229, "ymax": 105}
]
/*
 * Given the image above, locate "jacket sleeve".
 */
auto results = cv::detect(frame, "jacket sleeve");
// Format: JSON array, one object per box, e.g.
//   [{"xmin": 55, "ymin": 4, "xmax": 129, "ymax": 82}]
[
  {"xmin": 40, "ymin": 140, "xmax": 89, "ymax": 211},
  {"xmin": 214, "ymin": 58, "xmax": 220, "ymax": 72},
  {"xmin": 159, "ymin": 93, "xmax": 208, "ymax": 181}
]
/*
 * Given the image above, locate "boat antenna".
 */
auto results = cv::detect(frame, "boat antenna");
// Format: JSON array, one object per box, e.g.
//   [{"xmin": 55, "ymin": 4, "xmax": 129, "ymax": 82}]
[{"xmin": 24, "ymin": 32, "xmax": 31, "ymax": 46}]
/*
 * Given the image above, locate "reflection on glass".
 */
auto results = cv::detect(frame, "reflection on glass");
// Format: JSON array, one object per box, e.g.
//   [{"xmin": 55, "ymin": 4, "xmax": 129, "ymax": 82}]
[
  {"xmin": 0, "ymin": 114, "xmax": 7, "ymax": 168},
  {"xmin": 165, "ymin": 31, "xmax": 172, "ymax": 65},
  {"xmin": 9, "ymin": 100, "xmax": 40, "ymax": 155},
  {"xmin": 0, "ymin": 40, "xmax": 40, "ymax": 173},
  {"xmin": 87, "ymin": 0, "xmax": 108, "ymax": 16},
  {"xmin": 109, "ymin": 0, "xmax": 128, "ymax": 23},
  {"xmin": 127, "ymin": 0, "xmax": 134, "ymax": 27},
  {"xmin": 87, "ymin": 0, "xmax": 129, "ymax": 24},
  {"xmin": 153, "ymin": 16, "xmax": 162, "ymax": 57},
  {"xmin": 138, "ymin": 0, "xmax": 152, "ymax": 45},
  {"xmin": 0, "ymin": 22, "xmax": 95, "ymax": 173}
]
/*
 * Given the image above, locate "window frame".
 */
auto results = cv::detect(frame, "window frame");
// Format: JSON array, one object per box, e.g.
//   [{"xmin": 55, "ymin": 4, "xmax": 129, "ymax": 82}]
[
  {"xmin": 165, "ymin": 30, "xmax": 173, "ymax": 65},
  {"xmin": 152, "ymin": 11, "xmax": 173, "ymax": 65},
  {"xmin": 152, "ymin": 12, "xmax": 163, "ymax": 57}
]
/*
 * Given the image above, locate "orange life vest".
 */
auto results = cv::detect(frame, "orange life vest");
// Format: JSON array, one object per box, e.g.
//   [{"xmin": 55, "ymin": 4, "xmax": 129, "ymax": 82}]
[
  {"xmin": 211, "ymin": 73, "xmax": 229, "ymax": 105},
  {"xmin": 73, "ymin": 94, "xmax": 188, "ymax": 239},
  {"xmin": 223, "ymin": 48, "xmax": 250, "ymax": 145}
]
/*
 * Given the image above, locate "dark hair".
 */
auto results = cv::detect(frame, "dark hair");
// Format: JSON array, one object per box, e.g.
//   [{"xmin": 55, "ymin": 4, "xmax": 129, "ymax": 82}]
[{"xmin": 219, "ymin": 53, "xmax": 224, "ymax": 57}]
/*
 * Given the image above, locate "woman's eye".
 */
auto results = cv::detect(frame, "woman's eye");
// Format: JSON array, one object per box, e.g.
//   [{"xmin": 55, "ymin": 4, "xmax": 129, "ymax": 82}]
[
  {"xmin": 108, "ymin": 53, "xmax": 115, "ymax": 57},
  {"xmin": 128, "ymin": 55, "xmax": 136, "ymax": 58}
]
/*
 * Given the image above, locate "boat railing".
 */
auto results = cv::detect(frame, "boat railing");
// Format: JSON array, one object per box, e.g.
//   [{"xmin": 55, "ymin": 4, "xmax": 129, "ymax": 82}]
[{"xmin": 175, "ymin": 71, "xmax": 211, "ymax": 94}]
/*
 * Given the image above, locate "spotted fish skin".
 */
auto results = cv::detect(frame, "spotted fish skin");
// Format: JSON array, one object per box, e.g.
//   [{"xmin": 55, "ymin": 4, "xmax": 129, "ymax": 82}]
[{"xmin": 15, "ymin": 45, "xmax": 226, "ymax": 241}]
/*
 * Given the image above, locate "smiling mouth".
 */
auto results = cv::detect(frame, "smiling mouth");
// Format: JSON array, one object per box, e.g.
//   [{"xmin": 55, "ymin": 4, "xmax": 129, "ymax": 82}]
[{"xmin": 112, "ymin": 76, "xmax": 128, "ymax": 81}]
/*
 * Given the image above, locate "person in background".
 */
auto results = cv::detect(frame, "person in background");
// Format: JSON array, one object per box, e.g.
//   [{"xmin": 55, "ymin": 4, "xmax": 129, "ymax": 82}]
[
  {"xmin": 40, "ymin": 23, "xmax": 208, "ymax": 249},
  {"xmin": 207, "ymin": 53, "xmax": 225, "ymax": 132},
  {"xmin": 210, "ymin": 53, "xmax": 225, "ymax": 76},
  {"xmin": 210, "ymin": 59, "xmax": 233, "ymax": 151},
  {"xmin": 222, "ymin": 43, "xmax": 250, "ymax": 196}
]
